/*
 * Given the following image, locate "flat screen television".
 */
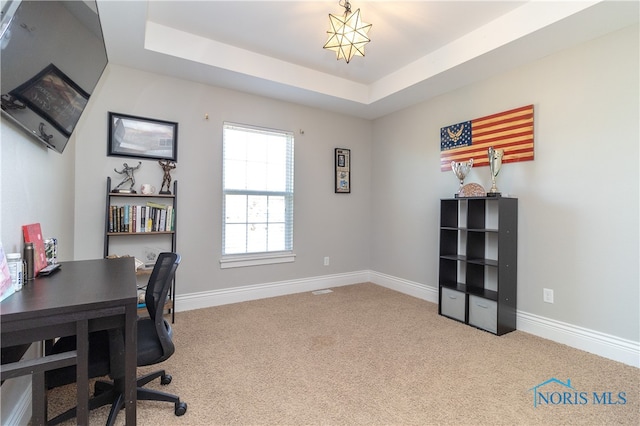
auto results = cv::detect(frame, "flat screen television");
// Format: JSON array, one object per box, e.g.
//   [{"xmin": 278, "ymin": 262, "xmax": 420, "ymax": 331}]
[{"xmin": 0, "ymin": 0, "xmax": 107, "ymax": 153}]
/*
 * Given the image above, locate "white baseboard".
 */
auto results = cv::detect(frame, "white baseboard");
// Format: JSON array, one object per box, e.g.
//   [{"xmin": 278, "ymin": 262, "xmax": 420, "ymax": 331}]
[
  {"xmin": 175, "ymin": 270, "xmax": 639, "ymax": 368},
  {"xmin": 1, "ymin": 379, "xmax": 31, "ymax": 426},
  {"xmin": 368, "ymin": 270, "xmax": 439, "ymax": 303},
  {"xmin": 516, "ymin": 310, "xmax": 640, "ymax": 368},
  {"xmin": 175, "ymin": 270, "xmax": 371, "ymax": 311}
]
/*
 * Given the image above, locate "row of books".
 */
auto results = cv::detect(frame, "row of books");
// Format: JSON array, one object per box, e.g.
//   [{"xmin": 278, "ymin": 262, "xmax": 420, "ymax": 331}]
[{"xmin": 108, "ymin": 202, "xmax": 175, "ymax": 233}]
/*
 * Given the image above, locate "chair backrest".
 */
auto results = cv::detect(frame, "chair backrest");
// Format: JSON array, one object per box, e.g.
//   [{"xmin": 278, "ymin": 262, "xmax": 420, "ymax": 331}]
[{"xmin": 145, "ymin": 252, "xmax": 180, "ymax": 356}]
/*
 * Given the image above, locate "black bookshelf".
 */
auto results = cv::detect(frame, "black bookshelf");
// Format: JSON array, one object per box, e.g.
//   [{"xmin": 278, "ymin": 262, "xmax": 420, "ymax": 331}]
[
  {"xmin": 104, "ymin": 177, "xmax": 178, "ymax": 323},
  {"xmin": 438, "ymin": 197, "xmax": 517, "ymax": 335}
]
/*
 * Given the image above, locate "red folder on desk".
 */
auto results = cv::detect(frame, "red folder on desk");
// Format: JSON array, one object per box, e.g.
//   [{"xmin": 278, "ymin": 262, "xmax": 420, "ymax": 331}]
[{"xmin": 23, "ymin": 223, "xmax": 47, "ymax": 275}]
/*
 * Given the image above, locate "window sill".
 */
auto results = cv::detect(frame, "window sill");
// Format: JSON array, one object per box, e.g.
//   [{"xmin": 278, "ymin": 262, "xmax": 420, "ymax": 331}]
[{"xmin": 219, "ymin": 252, "xmax": 296, "ymax": 269}]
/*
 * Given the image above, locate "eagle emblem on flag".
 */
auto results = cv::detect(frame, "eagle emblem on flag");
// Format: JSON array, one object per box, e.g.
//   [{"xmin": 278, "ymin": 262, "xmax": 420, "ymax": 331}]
[{"xmin": 447, "ymin": 124, "xmax": 464, "ymax": 142}]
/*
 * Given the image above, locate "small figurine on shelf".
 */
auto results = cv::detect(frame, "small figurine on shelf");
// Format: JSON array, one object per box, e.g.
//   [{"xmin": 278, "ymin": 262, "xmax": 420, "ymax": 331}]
[
  {"xmin": 159, "ymin": 159, "xmax": 176, "ymax": 194},
  {"xmin": 112, "ymin": 161, "xmax": 142, "ymax": 193}
]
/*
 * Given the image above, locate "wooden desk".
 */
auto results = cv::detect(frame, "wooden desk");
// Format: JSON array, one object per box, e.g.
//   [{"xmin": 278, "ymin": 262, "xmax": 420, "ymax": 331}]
[{"xmin": 0, "ymin": 257, "xmax": 137, "ymax": 425}]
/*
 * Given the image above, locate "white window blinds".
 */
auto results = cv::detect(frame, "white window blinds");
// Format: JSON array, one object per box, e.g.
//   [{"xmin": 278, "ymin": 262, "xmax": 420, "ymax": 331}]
[{"xmin": 222, "ymin": 122, "xmax": 294, "ymax": 257}]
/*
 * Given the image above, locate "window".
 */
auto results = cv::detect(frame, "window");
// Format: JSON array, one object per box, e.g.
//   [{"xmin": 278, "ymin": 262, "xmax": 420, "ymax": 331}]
[{"xmin": 221, "ymin": 122, "xmax": 294, "ymax": 268}]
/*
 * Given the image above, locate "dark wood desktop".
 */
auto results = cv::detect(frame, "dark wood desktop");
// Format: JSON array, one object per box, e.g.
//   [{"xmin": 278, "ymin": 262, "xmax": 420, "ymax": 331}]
[{"xmin": 0, "ymin": 257, "xmax": 138, "ymax": 425}]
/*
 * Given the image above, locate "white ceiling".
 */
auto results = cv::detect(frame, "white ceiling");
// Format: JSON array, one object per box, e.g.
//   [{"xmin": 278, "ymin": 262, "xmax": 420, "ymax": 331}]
[{"xmin": 97, "ymin": 1, "xmax": 639, "ymax": 119}]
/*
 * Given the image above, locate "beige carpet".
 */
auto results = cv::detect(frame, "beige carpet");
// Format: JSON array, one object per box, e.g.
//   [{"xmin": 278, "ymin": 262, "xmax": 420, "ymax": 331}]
[{"xmin": 47, "ymin": 283, "xmax": 639, "ymax": 425}]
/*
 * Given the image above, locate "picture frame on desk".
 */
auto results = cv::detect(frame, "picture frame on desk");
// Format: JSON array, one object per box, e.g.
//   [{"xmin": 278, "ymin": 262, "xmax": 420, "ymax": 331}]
[{"xmin": 108, "ymin": 112, "xmax": 178, "ymax": 161}]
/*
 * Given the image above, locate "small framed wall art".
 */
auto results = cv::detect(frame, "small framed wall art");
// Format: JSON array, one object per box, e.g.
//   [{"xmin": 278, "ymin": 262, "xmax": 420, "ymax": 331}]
[
  {"xmin": 335, "ymin": 148, "xmax": 351, "ymax": 193},
  {"xmin": 108, "ymin": 112, "xmax": 178, "ymax": 161}
]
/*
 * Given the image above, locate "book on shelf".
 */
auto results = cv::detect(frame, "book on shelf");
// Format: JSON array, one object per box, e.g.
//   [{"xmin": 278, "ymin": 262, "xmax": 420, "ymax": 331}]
[
  {"xmin": 108, "ymin": 203, "xmax": 174, "ymax": 233},
  {"xmin": 147, "ymin": 208, "xmax": 154, "ymax": 232},
  {"xmin": 140, "ymin": 206, "xmax": 146, "ymax": 233},
  {"xmin": 166, "ymin": 206, "xmax": 174, "ymax": 231},
  {"xmin": 159, "ymin": 209, "xmax": 166, "ymax": 231},
  {"xmin": 123, "ymin": 206, "xmax": 130, "ymax": 232}
]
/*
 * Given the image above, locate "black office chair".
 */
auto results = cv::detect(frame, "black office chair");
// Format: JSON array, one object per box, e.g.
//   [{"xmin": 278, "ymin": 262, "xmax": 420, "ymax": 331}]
[{"xmin": 45, "ymin": 252, "xmax": 187, "ymax": 425}]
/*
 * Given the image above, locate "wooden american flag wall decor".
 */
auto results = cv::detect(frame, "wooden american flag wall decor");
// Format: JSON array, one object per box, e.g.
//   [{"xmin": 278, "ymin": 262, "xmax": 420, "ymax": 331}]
[{"xmin": 439, "ymin": 104, "xmax": 534, "ymax": 171}]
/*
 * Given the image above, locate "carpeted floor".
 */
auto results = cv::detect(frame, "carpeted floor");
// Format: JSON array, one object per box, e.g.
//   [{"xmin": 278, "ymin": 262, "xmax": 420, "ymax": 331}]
[{"xmin": 46, "ymin": 283, "xmax": 639, "ymax": 425}]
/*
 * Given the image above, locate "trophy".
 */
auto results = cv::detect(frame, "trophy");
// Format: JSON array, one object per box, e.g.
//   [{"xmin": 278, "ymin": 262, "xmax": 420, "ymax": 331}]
[
  {"xmin": 158, "ymin": 160, "xmax": 176, "ymax": 194},
  {"xmin": 451, "ymin": 158, "xmax": 473, "ymax": 195},
  {"xmin": 112, "ymin": 162, "xmax": 142, "ymax": 193},
  {"xmin": 487, "ymin": 147, "xmax": 504, "ymax": 196}
]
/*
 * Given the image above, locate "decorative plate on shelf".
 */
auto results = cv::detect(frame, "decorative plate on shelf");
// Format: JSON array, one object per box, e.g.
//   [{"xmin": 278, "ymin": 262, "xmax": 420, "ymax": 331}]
[{"xmin": 459, "ymin": 183, "xmax": 486, "ymax": 197}]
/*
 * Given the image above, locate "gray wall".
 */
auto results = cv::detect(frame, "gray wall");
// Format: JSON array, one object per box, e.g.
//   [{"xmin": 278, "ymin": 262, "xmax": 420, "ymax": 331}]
[
  {"xmin": 72, "ymin": 64, "xmax": 373, "ymax": 293},
  {"xmin": 1, "ymin": 117, "xmax": 76, "ymax": 259},
  {"xmin": 371, "ymin": 24, "xmax": 639, "ymax": 341}
]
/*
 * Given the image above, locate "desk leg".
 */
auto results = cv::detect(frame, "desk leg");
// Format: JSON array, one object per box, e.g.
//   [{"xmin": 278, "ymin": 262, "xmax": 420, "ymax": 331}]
[
  {"xmin": 32, "ymin": 371, "xmax": 46, "ymax": 425},
  {"xmin": 124, "ymin": 303, "xmax": 137, "ymax": 424},
  {"xmin": 76, "ymin": 320, "xmax": 89, "ymax": 425}
]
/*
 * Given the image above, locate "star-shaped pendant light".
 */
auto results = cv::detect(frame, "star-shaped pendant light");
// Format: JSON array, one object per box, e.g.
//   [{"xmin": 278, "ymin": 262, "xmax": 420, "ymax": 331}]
[{"xmin": 323, "ymin": 0, "xmax": 372, "ymax": 63}]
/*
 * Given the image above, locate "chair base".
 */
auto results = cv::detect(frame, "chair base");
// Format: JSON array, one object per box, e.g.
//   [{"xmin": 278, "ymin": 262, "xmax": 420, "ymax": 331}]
[{"xmin": 47, "ymin": 369, "xmax": 187, "ymax": 426}]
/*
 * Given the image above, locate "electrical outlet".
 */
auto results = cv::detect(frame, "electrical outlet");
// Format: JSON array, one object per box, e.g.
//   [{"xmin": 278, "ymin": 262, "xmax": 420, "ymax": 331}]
[
  {"xmin": 323, "ymin": 256, "xmax": 330, "ymax": 266},
  {"xmin": 543, "ymin": 288, "xmax": 554, "ymax": 304}
]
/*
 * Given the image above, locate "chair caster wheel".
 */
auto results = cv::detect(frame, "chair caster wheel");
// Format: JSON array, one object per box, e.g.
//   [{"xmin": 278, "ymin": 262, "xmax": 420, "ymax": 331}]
[
  {"xmin": 175, "ymin": 401, "xmax": 187, "ymax": 416},
  {"xmin": 161, "ymin": 374, "xmax": 172, "ymax": 385}
]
